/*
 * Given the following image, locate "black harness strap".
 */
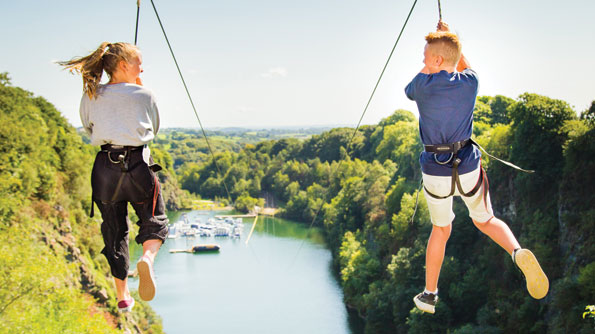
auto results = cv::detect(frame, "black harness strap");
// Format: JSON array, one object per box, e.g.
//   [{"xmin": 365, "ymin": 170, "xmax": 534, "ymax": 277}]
[
  {"xmin": 423, "ymin": 158, "xmax": 485, "ymax": 200},
  {"xmin": 469, "ymin": 138, "xmax": 534, "ymax": 174},
  {"xmin": 90, "ymin": 145, "xmax": 145, "ymax": 217},
  {"xmin": 424, "ymin": 138, "xmax": 470, "ymax": 155}
]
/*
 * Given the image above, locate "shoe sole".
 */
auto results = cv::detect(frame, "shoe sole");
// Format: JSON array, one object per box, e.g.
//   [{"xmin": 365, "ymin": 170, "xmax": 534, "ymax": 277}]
[
  {"xmin": 137, "ymin": 259, "xmax": 156, "ymax": 301},
  {"xmin": 515, "ymin": 249, "xmax": 549, "ymax": 299},
  {"xmin": 413, "ymin": 295, "xmax": 435, "ymax": 314}
]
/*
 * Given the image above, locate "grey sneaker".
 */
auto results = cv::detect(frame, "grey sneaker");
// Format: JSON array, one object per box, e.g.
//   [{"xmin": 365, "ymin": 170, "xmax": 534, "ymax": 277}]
[
  {"xmin": 513, "ymin": 248, "xmax": 549, "ymax": 299},
  {"xmin": 413, "ymin": 292, "xmax": 438, "ymax": 314}
]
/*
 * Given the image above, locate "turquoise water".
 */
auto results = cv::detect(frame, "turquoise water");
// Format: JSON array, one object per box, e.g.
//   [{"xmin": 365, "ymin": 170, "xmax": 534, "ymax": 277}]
[{"xmin": 130, "ymin": 210, "xmax": 364, "ymax": 334}]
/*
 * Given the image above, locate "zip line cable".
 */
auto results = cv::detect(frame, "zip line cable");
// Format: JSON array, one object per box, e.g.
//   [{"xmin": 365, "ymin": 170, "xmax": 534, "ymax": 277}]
[
  {"xmin": 134, "ymin": 0, "xmax": 140, "ymax": 45},
  {"xmin": 438, "ymin": 0, "xmax": 442, "ymax": 22},
  {"xmin": 288, "ymin": 0, "xmax": 419, "ymax": 269},
  {"xmin": 147, "ymin": 0, "xmax": 234, "ymax": 204}
]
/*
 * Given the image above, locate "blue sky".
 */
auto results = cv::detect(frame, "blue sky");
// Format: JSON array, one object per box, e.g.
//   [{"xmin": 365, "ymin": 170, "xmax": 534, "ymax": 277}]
[{"xmin": 1, "ymin": 0, "xmax": 593, "ymax": 128}]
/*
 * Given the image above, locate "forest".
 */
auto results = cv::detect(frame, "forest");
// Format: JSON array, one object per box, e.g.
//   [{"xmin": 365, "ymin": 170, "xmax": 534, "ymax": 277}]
[
  {"xmin": 161, "ymin": 92, "xmax": 595, "ymax": 333},
  {"xmin": 1, "ymin": 69, "xmax": 594, "ymax": 333}
]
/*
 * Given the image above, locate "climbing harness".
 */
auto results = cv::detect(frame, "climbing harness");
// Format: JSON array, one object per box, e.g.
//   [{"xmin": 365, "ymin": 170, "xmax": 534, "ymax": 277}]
[
  {"xmin": 409, "ymin": 138, "xmax": 534, "ymax": 224},
  {"xmin": 423, "ymin": 139, "xmax": 483, "ymax": 200},
  {"xmin": 90, "ymin": 144, "xmax": 161, "ymax": 218}
]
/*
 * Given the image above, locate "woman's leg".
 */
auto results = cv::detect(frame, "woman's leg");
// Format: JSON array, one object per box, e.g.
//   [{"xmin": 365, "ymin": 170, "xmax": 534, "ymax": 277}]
[
  {"xmin": 114, "ymin": 277, "xmax": 131, "ymax": 301},
  {"xmin": 97, "ymin": 200, "xmax": 132, "ymax": 301},
  {"xmin": 142, "ymin": 239, "xmax": 162, "ymax": 262}
]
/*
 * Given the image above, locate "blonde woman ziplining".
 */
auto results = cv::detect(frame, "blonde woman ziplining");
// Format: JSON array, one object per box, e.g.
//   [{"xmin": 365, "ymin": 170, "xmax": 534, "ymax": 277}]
[{"xmin": 59, "ymin": 42, "xmax": 168, "ymax": 312}]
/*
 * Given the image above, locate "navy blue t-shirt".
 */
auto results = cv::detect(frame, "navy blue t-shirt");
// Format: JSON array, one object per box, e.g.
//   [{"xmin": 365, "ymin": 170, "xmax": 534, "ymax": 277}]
[{"xmin": 405, "ymin": 68, "xmax": 481, "ymax": 176}]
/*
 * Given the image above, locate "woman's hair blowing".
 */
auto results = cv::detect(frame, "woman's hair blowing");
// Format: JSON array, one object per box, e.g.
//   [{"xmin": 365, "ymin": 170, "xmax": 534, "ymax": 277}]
[{"xmin": 58, "ymin": 42, "xmax": 139, "ymax": 99}]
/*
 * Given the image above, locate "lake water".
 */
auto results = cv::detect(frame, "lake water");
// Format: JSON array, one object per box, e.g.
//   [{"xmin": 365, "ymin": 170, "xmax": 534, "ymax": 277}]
[{"xmin": 130, "ymin": 210, "xmax": 364, "ymax": 334}]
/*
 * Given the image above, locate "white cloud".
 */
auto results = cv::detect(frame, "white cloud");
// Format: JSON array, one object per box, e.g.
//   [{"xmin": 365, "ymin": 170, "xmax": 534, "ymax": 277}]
[{"xmin": 260, "ymin": 67, "xmax": 288, "ymax": 78}]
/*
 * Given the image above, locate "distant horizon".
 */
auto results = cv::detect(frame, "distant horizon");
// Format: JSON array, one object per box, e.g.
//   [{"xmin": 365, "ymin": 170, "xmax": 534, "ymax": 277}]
[
  {"xmin": 74, "ymin": 124, "xmax": 358, "ymax": 131},
  {"xmin": 165, "ymin": 124, "xmax": 355, "ymax": 130}
]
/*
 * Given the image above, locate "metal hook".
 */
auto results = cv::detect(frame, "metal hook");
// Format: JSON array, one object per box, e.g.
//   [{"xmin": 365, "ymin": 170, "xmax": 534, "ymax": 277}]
[{"xmin": 434, "ymin": 153, "xmax": 453, "ymax": 165}]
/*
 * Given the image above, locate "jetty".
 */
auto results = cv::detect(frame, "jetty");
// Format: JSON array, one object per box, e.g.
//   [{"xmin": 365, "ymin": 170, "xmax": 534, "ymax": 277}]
[
  {"xmin": 170, "ymin": 244, "xmax": 221, "ymax": 253},
  {"xmin": 215, "ymin": 207, "xmax": 278, "ymax": 219},
  {"xmin": 215, "ymin": 214, "xmax": 256, "ymax": 219}
]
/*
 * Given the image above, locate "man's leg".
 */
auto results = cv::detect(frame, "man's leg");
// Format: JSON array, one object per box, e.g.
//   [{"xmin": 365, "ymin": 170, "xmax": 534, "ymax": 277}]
[
  {"xmin": 459, "ymin": 169, "xmax": 520, "ymax": 254},
  {"xmin": 414, "ymin": 173, "xmax": 455, "ymax": 313},
  {"xmin": 414, "ymin": 223, "xmax": 451, "ymax": 313},
  {"xmin": 426, "ymin": 224, "xmax": 452, "ymax": 292},
  {"xmin": 472, "ymin": 217, "xmax": 520, "ymax": 255},
  {"xmin": 462, "ymin": 170, "xmax": 548, "ymax": 299}
]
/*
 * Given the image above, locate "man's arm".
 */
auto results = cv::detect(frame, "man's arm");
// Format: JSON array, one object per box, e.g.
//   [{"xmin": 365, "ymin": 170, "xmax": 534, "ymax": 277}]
[
  {"xmin": 456, "ymin": 54, "xmax": 471, "ymax": 72},
  {"xmin": 436, "ymin": 21, "xmax": 471, "ymax": 71}
]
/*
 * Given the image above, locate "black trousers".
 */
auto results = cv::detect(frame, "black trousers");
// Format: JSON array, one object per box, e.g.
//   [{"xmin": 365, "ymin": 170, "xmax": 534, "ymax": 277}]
[{"xmin": 91, "ymin": 148, "xmax": 169, "ymax": 280}]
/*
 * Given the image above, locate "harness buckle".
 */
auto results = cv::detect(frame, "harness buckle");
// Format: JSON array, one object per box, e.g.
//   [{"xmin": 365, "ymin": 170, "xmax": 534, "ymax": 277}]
[
  {"xmin": 117, "ymin": 154, "xmax": 129, "ymax": 171},
  {"xmin": 434, "ymin": 153, "xmax": 454, "ymax": 165},
  {"xmin": 106, "ymin": 150, "xmax": 129, "ymax": 171}
]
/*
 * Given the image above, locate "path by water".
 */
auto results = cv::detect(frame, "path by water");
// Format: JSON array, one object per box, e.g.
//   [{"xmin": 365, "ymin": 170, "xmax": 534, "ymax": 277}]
[{"xmin": 130, "ymin": 210, "xmax": 364, "ymax": 334}]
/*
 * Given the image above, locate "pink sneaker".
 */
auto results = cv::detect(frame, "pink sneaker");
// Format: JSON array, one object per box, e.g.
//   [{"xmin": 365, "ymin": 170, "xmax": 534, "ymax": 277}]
[
  {"xmin": 137, "ymin": 255, "xmax": 156, "ymax": 301},
  {"xmin": 117, "ymin": 298, "xmax": 135, "ymax": 312}
]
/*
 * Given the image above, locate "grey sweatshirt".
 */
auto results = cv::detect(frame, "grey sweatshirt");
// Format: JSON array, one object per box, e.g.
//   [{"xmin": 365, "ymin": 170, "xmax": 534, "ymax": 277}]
[{"xmin": 79, "ymin": 83, "xmax": 160, "ymax": 146}]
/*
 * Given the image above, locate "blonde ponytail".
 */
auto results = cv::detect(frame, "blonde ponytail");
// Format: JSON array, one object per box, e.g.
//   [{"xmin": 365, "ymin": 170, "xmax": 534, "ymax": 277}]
[{"xmin": 59, "ymin": 42, "xmax": 139, "ymax": 99}]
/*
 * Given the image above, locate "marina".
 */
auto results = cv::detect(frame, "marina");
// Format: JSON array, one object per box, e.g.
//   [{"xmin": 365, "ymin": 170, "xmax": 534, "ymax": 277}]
[
  {"xmin": 132, "ymin": 209, "xmax": 364, "ymax": 334},
  {"xmin": 167, "ymin": 213, "xmax": 244, "ymax": 240}
]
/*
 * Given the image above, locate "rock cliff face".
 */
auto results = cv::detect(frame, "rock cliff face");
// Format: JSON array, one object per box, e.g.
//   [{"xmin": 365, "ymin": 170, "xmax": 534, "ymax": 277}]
[{"xmin": 557, "ymin": 128, "xmax": 595, "ymax": 275}]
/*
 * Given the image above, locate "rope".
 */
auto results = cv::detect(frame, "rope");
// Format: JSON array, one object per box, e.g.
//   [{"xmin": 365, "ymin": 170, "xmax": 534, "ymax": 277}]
[
  {"xmin": 288, "ymin": 0, "xmax": 419, "ymax": 269},
  {"xmin": 410, "ymin": 178, "xmax": 423, "ymax": 224},
  {"xmin": 134, "ymin": 0, "xmax": 140, "ymax": 45},
  {"xmin": 438, "ymin": 0, "xmax": 442, "ymax": 21},
  {"xmin": 148, "ymin": 0, "xmax": 234, "ymax": 204}
]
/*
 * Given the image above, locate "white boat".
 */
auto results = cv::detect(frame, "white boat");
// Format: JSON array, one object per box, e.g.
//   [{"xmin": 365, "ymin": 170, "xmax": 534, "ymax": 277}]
[
  {"xmin": 167, "ymin": 226, "xmax": 180, "ymax": 239},
  {"xmin": 183, "ymin": 228, "xmax": 198, "ymax": 237},
  {"xmin": 214, "ymin": 226, "xmax": 230, "ymax": 237},
  {"xmin": 231, "ymin": 226, "xmax": 242, "ymax": 239}
]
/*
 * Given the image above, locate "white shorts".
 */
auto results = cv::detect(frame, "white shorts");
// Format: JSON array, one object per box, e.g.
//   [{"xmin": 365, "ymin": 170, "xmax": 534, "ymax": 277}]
[{"xmin": 422, "ymin": 167, "xmax": 494, "ymax": 227}]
